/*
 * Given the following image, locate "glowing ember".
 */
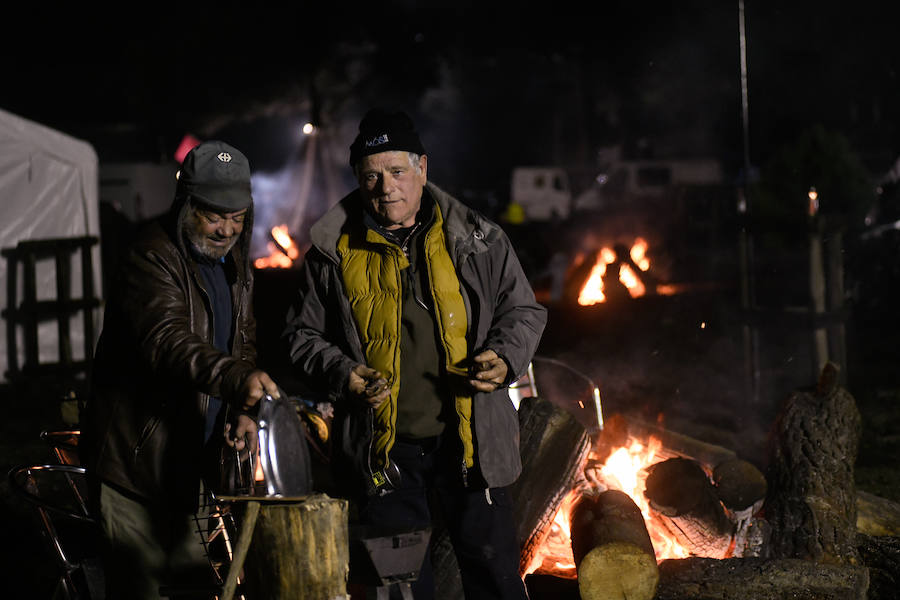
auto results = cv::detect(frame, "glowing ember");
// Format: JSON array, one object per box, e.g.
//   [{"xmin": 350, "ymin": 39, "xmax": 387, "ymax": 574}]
[
  {"xmin": 525, "ymin": 436, "xmax": 689, "ymax": 578},
  {"xmin": 576, "ymin": 238, "xmax": 653, "ymax": 305},
  {"xmin": 254, "ymin": 224, "xmax": 300, "ymax": 269}
]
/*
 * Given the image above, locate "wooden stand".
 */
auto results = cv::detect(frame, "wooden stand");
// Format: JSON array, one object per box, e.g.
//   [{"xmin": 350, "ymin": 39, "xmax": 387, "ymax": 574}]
[{"xmin": 220, "ymin": 494, "xmax": 349, "ymax": 600}]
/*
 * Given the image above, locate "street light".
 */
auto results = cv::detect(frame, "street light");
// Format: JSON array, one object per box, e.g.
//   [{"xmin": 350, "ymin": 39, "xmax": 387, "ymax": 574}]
[{"xmin": 808, "ymin": 186, "xmax": 819, "ymax": 217}]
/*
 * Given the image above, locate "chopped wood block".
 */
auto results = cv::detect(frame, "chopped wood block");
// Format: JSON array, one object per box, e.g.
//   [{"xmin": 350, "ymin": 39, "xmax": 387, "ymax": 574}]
[
  {"xmin": 237, "ymin": 494, "xmax": 349, "ymax": 599},
  {"xmin": 571, "ymin": 489, "xmax": 659, "ymax": 600}
]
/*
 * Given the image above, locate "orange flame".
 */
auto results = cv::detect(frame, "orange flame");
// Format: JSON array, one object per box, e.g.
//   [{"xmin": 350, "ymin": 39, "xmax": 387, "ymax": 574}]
[
  {"xmin": 619, "ymin": 264, "xmax": 646, "ymax": 298},
  {"xmin": 254, "ymin": 224, "xmax": 299, "ymax": 269},
  {"xmin": 577, "ymin": 239, "xmax": 652, "ymax": 305},
  {"xmin": 630, "ymin": 237, "xmax": 650, "ymax": 271},
  {"xmin": 525, "ymin": 436, "xmax": 689, "ymax": 578},
  {"xmin": 576, "ymin": 252, "xmax": 610, "ymax": 306}
]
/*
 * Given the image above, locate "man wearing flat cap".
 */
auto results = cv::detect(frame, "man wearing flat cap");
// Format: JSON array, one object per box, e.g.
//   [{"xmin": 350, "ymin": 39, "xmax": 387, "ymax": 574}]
[
  {"xmin": 285, "ymin": 109, "xmax": 547, "ymax": 598},
  {"xmin": 84, "ymin": 140, "xmax": 281, "ymax": 598}
]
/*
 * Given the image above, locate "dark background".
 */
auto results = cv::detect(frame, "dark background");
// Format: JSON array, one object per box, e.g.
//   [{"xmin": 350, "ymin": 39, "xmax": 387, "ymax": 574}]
[{"xmin": 2, "ymin": 1, "xmax": 899, "ymax": 596}]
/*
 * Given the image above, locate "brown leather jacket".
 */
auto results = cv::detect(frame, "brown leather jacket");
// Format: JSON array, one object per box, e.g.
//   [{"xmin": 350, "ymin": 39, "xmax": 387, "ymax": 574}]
[{"xmin": 84, "ymin": 199, "xmax": 258, "ymax": 511}]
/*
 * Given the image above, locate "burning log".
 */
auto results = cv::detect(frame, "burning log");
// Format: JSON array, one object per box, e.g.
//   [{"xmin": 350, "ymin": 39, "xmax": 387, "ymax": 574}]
[
  {"xmin": 570, "ymin": 489, "xmax": 659, "ymax": 600},
  {"xmin": 644, "ymin": 457, "xmax": 734, "ymax": 559},
  {"xmin": 711, "ymin": 457, "xmax": 767, "ymax": 513},
  {"xmin": 512, "ymin": 395, "xmax": 592, "ymax": 574},
  {"xmin": 654, "ymin": 556, "xmax": 870, "ymax": 600},
  {"xmin": 764, "ymin": 361, "xmax": 862, "ymax": 564}
]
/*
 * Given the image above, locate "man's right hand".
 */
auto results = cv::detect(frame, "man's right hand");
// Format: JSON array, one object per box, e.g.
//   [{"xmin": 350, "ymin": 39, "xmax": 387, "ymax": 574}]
[
  {"xmin": 348, "ymin": 364, "xmax": 391, "ymax": 408},
  {"xmin": 238, "ymin": 369, "xmax": 280, "ymax": 410}
]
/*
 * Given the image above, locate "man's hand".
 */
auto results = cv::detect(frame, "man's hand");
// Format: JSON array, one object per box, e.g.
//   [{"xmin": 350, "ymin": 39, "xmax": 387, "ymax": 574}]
[
  {"xmin": 224, "ymin": 414, "xmax": 259, "ymax": 455},
  {"xmin": 238, "ymin": 369, "xmax": 280, "ymax": 410},
  {"xmin": 468, "ymin": 349, "xmax": 508, "ymax": 392},
  {"xmin": 348, "ymin": 364, "xmax": 391, "ymax": 409}
]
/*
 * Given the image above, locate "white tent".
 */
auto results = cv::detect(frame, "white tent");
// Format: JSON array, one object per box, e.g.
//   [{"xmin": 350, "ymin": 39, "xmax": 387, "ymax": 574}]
[{"xmin": 0, "ymin": 108, "xmax": 101, "ymax": 384}]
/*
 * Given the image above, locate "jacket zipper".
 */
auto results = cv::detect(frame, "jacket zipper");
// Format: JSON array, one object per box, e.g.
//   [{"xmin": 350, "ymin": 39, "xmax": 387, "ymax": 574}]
[{"xmin": 133, "ymin": 416, "xmax": 161, "ymax": 460}]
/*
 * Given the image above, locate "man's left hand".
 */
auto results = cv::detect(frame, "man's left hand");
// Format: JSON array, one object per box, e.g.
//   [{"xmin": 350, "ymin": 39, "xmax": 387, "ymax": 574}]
[
  {"xmin": 468, "ymin": 349, "xmax": 508, "ymax": 392},
  {"xmin": 224, "ymin": 414, "xmax": 258, "ymax": 454}
]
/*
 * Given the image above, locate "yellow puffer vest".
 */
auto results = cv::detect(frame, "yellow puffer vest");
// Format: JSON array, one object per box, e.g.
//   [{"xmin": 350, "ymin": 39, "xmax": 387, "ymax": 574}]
[{"xmin": 336, "ymin": 204, "xmax": 474, "ymax": 475}]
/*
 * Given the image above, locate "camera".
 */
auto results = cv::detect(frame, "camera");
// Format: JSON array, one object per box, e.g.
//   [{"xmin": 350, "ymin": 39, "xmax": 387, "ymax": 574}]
[{"xmin": 365, "ymin": 460, "xmax": 402, "ymax": 497}]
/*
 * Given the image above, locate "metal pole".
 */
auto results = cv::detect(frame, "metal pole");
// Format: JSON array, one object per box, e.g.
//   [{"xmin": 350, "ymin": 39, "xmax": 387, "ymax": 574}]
[
  {"xmin": 739, "ymin": 0, "xmax": 751, "ymax": 178},
  {"xmin": 737, "ymin": 0, "xmax": 760, "ymax": 404}
]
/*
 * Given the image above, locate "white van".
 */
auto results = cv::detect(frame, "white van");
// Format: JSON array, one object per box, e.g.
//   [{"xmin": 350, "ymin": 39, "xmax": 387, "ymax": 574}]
[{"xmin": 509, "ymin": 167, "xmax": 572, "ymax": 221}]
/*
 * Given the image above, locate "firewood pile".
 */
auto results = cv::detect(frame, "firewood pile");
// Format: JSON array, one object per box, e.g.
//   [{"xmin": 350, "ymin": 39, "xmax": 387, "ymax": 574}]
[{"xmin": 505, "ymin": 361, "xmax": 900, "ymax": 600}]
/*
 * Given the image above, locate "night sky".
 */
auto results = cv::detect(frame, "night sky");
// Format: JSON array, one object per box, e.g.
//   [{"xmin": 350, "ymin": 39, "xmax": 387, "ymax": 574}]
[{"xmin": 4, "ymin": 1, "xmax": 899, "ymax": 185}]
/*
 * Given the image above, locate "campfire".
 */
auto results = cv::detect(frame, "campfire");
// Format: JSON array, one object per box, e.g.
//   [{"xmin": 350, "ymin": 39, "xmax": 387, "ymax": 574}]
[
  {"xmin": 524, "ymin": 428, "xmax": 703, "ymax": 580},
  {"xmin": 492, "ymin": 361, "xmax": 881, "ymax": 600},
  {"xmin": 577, "ymin": 237, "xmax": 652, "ymax": 306},
  {"xmin": 254, "ymin": 224, "xmax": 300, "ymax": 269}
]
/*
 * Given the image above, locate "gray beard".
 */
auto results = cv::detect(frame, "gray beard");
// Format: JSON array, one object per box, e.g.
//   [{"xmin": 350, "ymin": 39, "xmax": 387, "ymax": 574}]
[
  {"xmin": 182, "ymin": 213, "xmax": 238, "ymax": 260},
  {"xmin": 186, "ymin": 232, "xmax": 237, "ymax": 260}
]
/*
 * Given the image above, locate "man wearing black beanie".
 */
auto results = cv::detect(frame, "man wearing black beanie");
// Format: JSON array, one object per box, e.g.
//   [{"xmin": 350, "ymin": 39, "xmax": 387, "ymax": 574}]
[{"xmin": 286, "ymin": 108, "xmax": 547, "ymax": 599}]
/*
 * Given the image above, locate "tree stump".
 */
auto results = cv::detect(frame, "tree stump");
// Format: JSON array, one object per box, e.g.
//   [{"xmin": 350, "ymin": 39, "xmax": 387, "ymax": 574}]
[
  {"xmin": 764, "ymin": 361, "xmax": 862, "ymax": 564},
  {"xmin": 570, "ymin": 489, "xmax": 659, "ymax": 600},
  {"xmin": 235, "ymin": 494, "xmax": 349, "ymax": 599},
  {"xmin": 644, "ymin": 457, "xmax": 734, "ymax": 558}
]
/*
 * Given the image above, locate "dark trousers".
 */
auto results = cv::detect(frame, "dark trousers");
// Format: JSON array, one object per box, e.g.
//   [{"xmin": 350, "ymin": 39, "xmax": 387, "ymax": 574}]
[
  {"xmin": 358, "ymin": 437, "xmax": 528, "ymax": 600},
  {"xmin": 98, "ymin": 482, "xmax": 214, "ymax": 599}
]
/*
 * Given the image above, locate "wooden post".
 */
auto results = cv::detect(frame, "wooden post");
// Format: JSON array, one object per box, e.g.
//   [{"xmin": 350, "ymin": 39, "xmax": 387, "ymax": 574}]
[
  {"xmin": 825, "ymin": 228, "xmax": 847, "ymax": 377},
  {"xmin": 809, "ymin": 218, "xmax": 829, "ymax": 378}
]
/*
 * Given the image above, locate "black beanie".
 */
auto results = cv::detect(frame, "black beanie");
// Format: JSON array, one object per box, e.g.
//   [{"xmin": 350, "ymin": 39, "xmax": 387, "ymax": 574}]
[{"xmin": 349, "ymin": 108, "xmax": 426, "ymax": 167}]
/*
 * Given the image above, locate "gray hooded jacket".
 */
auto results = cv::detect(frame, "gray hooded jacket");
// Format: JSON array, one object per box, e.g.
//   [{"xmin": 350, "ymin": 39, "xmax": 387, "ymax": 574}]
[{"xmin": 285, "ymin": 182, "xmax": 547, "ymax": 491}]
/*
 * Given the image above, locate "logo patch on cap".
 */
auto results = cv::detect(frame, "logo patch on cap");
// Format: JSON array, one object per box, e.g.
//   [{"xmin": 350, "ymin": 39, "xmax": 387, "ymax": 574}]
[
  {"xmin": 217, "ymin": 152, "xmax": 233, "ymax": 163},
  {"xmin": 364, "ymin": 134, "xmax": 390, "ymax": 148}
]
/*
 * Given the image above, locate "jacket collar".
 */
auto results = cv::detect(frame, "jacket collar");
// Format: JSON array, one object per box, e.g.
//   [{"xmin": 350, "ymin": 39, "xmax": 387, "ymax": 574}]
[{"xmin": 310, "ymin": 181, "xmax": 501, "ymax": 264}]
